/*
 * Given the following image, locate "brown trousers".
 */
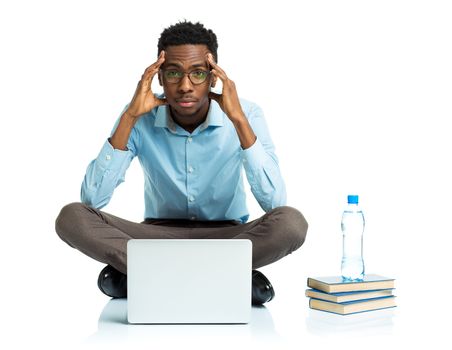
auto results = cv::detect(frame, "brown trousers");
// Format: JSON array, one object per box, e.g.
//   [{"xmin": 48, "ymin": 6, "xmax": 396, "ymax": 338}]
[{"xmin": 55, "ymin": 202, "xmax": 308, "ymax": 274}]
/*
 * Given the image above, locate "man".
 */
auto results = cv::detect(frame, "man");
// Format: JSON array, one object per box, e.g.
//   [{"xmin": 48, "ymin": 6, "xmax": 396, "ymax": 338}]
[{"xmin": 55, "ymin": 21, "xmax": 308, "ymax": 305}]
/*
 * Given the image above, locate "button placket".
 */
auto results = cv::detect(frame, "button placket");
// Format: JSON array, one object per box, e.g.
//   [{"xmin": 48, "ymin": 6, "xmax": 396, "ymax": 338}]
[{"xmin": 186, "ymin": 135, "xmax": 197, "ymax": 219}]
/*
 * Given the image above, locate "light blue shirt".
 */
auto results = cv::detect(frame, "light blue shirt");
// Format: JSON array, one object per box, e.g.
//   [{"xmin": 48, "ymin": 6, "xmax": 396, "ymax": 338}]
[{"xmin": 81, "ymin": 99, "xmax": 286, "ymax": 223}]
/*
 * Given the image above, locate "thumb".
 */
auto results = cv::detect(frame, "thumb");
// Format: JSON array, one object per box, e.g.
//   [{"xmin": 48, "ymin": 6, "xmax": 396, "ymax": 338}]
[
  {"xmin": 155, "ymin": 97, "xmax": 168, "ymax": 107},
  {"xmin": 209, "ymin": 91, "xmax": 221, "ymax": 104}
]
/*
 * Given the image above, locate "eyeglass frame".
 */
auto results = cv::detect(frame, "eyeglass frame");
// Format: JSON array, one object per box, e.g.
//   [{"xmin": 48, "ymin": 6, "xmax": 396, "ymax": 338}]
[{"xmin": 159, "ymin": 68, "xmax": 212, "ymax": 85}]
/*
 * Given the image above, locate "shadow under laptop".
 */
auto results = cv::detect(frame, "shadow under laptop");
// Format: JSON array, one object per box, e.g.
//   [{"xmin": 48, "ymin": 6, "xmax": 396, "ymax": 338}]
[{"xmin": 84, "ymin": 298, "xmax": 284, "ymax": 347}]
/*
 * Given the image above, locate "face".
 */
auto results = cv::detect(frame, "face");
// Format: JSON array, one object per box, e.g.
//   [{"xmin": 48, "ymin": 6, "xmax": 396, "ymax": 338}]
[{"xmin": 159, "ymin": 44, "xmax": 216, "ymax": 128}]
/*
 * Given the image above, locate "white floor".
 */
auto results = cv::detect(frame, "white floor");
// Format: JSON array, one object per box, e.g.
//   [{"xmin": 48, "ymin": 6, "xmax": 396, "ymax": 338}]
[
  {"xmin": 83, "ymin": 298, "xmax": 396, "ymax": 348},
  {"xmin": 2, "ymin": 233, "xmax": 450, "ymax": 350}
]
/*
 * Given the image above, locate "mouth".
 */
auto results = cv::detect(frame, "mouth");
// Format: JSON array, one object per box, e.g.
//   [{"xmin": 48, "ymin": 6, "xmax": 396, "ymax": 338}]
[{"xmin": 176, "ymin": 98, "xmax": 198, "ymax": 108}]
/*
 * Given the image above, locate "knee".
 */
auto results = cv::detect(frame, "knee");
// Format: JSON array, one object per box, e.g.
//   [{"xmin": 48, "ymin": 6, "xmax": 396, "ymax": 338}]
[
  {"xmin": 271, "ymin": 206, "xmax": 308, "ymax": 248},
  {"xmin": 55, "ymin": 202, "xmax": 88, "ymax": 242}
]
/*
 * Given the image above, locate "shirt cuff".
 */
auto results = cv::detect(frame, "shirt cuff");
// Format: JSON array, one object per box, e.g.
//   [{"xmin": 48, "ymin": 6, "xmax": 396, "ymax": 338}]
[{"xmin": 96, "ymin": 139, "xmax": 132, "ymax": 171}]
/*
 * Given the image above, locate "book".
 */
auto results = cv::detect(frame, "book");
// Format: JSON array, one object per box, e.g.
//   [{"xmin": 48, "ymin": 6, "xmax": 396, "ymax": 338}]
[
  {"xmin": 307, "ymin": 274, "xmax": 395, "ymax": 293},
  {"xmin": 309, "ymin": 296, "xmax": 396, "ymax": 315},
  {"xmin": 305, "ymin": 288, "xmax": 394, "ymax": 303}
]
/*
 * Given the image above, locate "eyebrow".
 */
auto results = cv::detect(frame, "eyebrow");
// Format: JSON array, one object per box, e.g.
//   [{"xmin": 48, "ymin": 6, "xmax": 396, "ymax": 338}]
[{"xmin": 164, "ymin": 62, "xmax": 208, "ymax": 69}]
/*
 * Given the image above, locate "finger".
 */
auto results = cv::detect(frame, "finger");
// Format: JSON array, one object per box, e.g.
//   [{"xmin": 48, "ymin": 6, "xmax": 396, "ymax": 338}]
[
  {"xmin": 155, "ymin": 50, "xmax": 166, "ymax": 68},
  {"xmin": 140, "ymin": 69, "xmax": 159, "ymax": 91},
  {"xmin": 144, "ymin": 51, "xmax": 166, "ymax": 74},
  {"xmin": 206, "ymin": 52, "xmax": 217, "ymax": 67},
  {"xmin": 207, "ymin": 53, "xmax": 227, "ymax": 78},
  {"xmin": 141, "ymin": 53, "xmax": 165, "ymax": 88},
  {"xmin": 210, "ymin": 68, "xmax": 228, "ymax": 83}
]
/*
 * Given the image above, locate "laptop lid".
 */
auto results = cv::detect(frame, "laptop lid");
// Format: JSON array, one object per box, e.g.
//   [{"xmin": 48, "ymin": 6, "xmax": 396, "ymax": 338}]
[{"xmin": 127, "ymin": 239, "xmax": 252, "ymax": 324}]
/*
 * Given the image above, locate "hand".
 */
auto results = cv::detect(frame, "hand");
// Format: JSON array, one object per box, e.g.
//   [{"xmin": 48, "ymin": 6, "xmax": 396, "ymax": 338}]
[
  {"xmin": 207, "ymin": 53, "xmax": 256, "ymax": 149},
  {"xmin": 207, "ymin": 53, "xmax": 245, "ymax": 123},
  {"xmin": 125, "ymin": 51, "xmax": 168, "ymax": 119}
]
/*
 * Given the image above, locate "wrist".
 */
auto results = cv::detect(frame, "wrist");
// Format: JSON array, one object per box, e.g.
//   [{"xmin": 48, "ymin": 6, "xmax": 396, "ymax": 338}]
[
  {"xmin": 231, "ymin": 114, "xmax": 256, "ymax": 149},
  {"xmin": 123, "ymin": 109, "xmax": 138, "ymax": 120},
  {"xmin": 121, "ymin": 110, "xmax": 139, "ymax": 127},
  {"xmin": 110, "ymin": 111, "xmax": 137, "ymax": 151},
  {"xmin": 230, "ymin": 111, "xmax": 247, "ymax": 125}
]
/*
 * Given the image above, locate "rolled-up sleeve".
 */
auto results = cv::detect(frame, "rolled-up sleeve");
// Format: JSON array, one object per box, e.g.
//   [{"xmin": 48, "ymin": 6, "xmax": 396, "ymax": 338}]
[
  {"xmin": 81, "ymin": 116, "xmax": 139, "ymax": 209},
  {"xmin": 241, "ymin": 102, "xmax": 287, "ymax": 212}
]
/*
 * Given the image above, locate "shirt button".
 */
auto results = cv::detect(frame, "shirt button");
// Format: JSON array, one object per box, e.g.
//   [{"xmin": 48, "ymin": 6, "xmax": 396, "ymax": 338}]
[
  {"xmin": 188, "ymin": 166, "xmax": 194, "ymax": 173},
  {"xmin": 190, "ymin": 216, "xmax": 197, "ymax": 221},
  {"xmin": 106, "ymin": 155, "xmax": 111, "ymax": 161},
  {"xmin": 187, "ymin": 137, "xmax": 193, "ymax": 143},
  {"xmin": 189, "ymin": 196, "xmax": 195, "ymax": 202}
]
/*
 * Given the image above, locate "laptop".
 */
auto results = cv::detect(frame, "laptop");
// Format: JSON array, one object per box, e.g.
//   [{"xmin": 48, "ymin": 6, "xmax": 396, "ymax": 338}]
[{"xmin": 127, "ymin": 239, "xmax": 252, "ymax": 324}]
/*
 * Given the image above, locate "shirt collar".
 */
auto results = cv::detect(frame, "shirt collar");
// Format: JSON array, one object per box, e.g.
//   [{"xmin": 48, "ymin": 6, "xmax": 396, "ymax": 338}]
[
  {"xmin": 154, "ymin": 100, "xmax": 224, "ymax": 134},
  {"xmin": 154, "ymin": 106, "xmax": 177, "ymax": 132}
]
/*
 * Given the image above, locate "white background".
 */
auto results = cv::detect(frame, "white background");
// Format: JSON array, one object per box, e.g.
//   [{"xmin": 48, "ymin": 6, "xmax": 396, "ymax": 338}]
[{"xmin": 1, "ymin": 0, "xmax": 451, "ymax": 349}]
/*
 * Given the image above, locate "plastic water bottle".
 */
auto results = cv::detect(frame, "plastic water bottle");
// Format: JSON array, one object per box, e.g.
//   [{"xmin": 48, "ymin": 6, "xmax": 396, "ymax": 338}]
[{"xmin": 341, "ymin": 195, "xmax": 365, "ymax": 281}]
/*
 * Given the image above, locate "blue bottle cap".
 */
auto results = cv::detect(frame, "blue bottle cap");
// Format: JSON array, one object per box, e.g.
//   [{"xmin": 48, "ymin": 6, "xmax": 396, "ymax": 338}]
[{"xmin": 347, "ymin": 195, "xmax": 359, "ymax": 204}]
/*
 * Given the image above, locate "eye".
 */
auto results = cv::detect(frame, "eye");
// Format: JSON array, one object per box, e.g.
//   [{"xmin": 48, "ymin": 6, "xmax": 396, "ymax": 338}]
[
  {"xmin": 191, "ymin": 70, "xmax": 208, "ymax": 79},
  {"xmin": 165, "ymin": 70, "xmax": 183, "ymax": 78}
]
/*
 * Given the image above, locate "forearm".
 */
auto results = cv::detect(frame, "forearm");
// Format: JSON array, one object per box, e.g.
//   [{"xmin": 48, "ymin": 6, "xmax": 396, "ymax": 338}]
[
  {"xmin": 232, "ymin": 113, "xmax": 257, "ymax": 150},
  {"xmin": 109, "ymin": 111, "xmax": 137, "ymax": 150}
]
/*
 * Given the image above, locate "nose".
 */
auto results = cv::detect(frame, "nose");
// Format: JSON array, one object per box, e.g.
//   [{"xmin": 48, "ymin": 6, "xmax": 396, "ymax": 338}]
[{"xmin": 177, "ymin": 73, "xmax": 194, "ymax": 93}]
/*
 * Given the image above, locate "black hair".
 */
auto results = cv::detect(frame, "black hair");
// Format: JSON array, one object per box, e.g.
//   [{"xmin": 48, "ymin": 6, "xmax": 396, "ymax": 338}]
[{"xmin": 157, "ymin": 20, "xmax": 218, "ymax": 61}]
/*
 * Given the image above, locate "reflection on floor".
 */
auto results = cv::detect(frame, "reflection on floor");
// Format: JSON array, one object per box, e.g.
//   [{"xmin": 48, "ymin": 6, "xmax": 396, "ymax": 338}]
[
  {"xmin": 305, "ymin": 307, "xmax": 395, "ymax": 337},
  {"xmin": 84, "ymin": 298, "xmax": 285, "ymax": 348}
]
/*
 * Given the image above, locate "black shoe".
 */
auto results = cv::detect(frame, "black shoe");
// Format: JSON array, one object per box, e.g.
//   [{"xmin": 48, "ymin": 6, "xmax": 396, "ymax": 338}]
[
  {"xmin": 252, "ymin": 270, "xmax": 275, "ymax": 305},
  {"xmin": 97, "ymin": 265, "xmax": 273, "ymax": 303},
  {"xmin": 97, "ymin": 265, "xmax": 127, "ymax": 298}
]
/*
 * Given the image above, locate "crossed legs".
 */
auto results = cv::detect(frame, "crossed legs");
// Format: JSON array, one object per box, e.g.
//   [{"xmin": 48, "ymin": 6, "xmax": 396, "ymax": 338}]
[{"xmin": 55, "ymin": 202, "xmax": 308, "ymax": 274}]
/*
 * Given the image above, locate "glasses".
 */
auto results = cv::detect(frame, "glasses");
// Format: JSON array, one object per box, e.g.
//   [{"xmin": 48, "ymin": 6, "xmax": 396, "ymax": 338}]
[{"xmin": 161, "ymin": 69, "xmax": 211, "ymax": 85}]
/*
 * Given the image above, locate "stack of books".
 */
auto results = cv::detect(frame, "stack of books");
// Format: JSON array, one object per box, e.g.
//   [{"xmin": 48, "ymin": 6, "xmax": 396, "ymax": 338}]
[{"xmin": 305, "ymin": 274, "xmax": 396, "ymax": 315}]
